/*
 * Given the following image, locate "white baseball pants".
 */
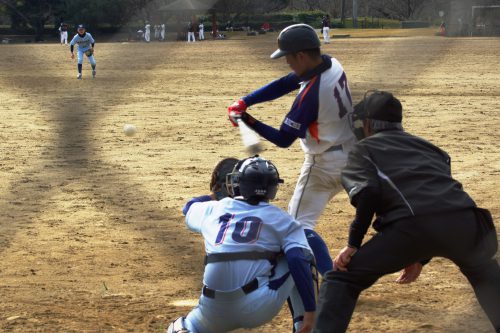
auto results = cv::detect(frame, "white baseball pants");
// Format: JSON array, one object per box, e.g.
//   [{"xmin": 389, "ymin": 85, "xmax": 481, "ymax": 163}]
[
  {"xmin": 323, "ymin": 27, "xmax": 330, "ymax": 43},
  {"xmin": 183, "ymin": 258, "xmax": 304, "ymax": 333},
  {"xmin": 77, "ymin": 49, "xmax": 96, "ymax": 66},
  {"xmin": 60, "ymin": 31, "xmax": 68, "ymax": 44},
  {"xmin": 288, "ymin": 148, "xmax": 350, "ymax": 230}
]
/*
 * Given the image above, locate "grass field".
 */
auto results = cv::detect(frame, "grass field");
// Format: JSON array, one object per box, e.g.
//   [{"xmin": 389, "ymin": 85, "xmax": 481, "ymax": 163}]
[{"xmin": 0, "ymin": 32, "xmax": 499, "ymax": 332}]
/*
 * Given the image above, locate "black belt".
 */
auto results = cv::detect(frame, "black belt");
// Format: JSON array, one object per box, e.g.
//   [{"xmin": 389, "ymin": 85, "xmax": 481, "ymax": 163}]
[
  {"xmin": 204, "ymin": 251, "xmax": 281, "ymax": 265},
  {"xmin": 202, "ymin": 278, "xmax": 259, "ymax": 299},
  {"xmin": 324, "ymin": 144, "xmax": 343, "ymax": 153}
]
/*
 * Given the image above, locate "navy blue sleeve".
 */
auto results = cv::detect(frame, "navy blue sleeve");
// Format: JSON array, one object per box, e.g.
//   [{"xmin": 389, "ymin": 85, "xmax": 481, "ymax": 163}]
[
  {"xmin": 304, "ymin": 229, "xmax": 333, "ymax": 275},
  {"xmin": 285, "ymin": 247, "xmax": 316, "ymax": 312},
  {"xmin": 250, "ymin": 119, "xmax": 297, "ymax": 148},
  {"xmin": 182, "ymin": 195, "xmax": 213, "ymax": 216},
  {"xmin": 242, "ymin": 73, "xmax": 301, "ymax": 106},
  {"xmin": 280, "ymin": 76, "xmax": 320, "ymax": 139}
]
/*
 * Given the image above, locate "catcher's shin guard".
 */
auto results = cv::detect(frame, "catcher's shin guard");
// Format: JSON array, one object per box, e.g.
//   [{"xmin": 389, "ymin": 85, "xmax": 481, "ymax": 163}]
[{"xmin": 166, "ymin": 317, "xmax": 190, "ymax": 333}]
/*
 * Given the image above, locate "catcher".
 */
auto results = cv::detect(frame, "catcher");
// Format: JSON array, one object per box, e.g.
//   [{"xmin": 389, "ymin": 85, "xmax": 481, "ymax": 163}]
[
  {"xmin": 167, "ymin": 156, "xmax": 316, "ymax": 333},
  {"xmin": 70, "ymin": 24, "xmax": 96, "ymax": 79}
]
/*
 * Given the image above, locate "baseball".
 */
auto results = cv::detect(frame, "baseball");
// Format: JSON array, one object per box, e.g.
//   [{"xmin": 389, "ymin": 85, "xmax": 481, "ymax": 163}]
[{"xmin": 123, "ymin": 124, "xmax": 137, "ymax": 136}]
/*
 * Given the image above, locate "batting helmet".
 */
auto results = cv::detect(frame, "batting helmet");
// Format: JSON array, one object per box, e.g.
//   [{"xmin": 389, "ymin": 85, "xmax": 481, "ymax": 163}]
[
  {"xmin": 270, "ymin": 23, "xmax": 321, "ymax": 59},
  {"xmin": 226, "ymin": 156, "xmax": 284, "ymax": 204}
]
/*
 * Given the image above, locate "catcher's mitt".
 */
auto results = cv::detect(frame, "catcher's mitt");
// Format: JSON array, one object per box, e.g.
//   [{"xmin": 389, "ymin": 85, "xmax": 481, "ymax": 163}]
[
  {"xmin": 85, "ymin": 48, "xmax": 94, "ymax": 57},
  {"xmin": 210, "ymin": 157, "xmax": 239, "ymax": 200}
]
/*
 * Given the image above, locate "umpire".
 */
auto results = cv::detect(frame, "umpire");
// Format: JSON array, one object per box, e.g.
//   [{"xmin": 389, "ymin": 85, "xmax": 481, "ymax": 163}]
[{"xmin": 314, "ymin": 91, "xmax": 500, "ymax": 333}]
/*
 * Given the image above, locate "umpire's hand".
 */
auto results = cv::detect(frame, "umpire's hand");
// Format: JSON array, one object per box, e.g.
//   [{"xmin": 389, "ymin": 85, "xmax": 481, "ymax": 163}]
[{"xmin": 333, "ymin": 246, "xmax": 357, "ymax": 271}]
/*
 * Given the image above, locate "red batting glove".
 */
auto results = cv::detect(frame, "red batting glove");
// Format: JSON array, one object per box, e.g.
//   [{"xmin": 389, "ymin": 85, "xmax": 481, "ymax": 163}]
[{"xmin": 227, "ymin": 99, "xmax": 247, "ymax": 127}]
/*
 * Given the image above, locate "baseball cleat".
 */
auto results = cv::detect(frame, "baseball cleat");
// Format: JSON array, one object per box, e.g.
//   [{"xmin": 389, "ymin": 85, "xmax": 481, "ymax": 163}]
[
  {"xmin": 77, "ymin": 73, "xmax": 82, "ymax": 79},
  {"xmin": 92, "ymin": 70, "xmax": 96, "ymax": 78}
]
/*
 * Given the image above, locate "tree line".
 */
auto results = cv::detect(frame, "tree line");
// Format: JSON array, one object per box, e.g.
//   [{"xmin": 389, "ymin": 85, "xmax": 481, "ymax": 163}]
[{"xmin": 0, "ymin": 0, "xmax": 461, "ymax": 41}]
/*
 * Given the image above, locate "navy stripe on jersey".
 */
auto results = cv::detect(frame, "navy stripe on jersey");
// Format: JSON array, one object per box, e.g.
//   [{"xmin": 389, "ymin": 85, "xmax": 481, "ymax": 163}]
[
  {"xmin": 280, "ymin": 75, "xmax": 320, "ymax": 138},
  {"xmin": 300, "ymin": 55, "xmax": 333, "ymax": 81}
]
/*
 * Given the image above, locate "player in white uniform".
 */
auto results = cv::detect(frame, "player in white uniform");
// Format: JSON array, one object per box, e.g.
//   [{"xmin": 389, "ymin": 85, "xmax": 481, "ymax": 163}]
[
  {"xmin": 144, "ymin": 22, "xmax": 151, "ymax": 42},
  {"xmin": 322, "ymin": 15, "xmax": 331, "ymax": 44},
  {"xmin": 167, "ymin": 157, "xmax": 316, "ymax": 333},
  {"xmin": 160, "ymin": 23, "xmax": 166, "ymax": 41},
  {"xmin": 69, "ymin": 24, "xmax": 96, "ymax": 79},
  {"xmin": 59, "ymin": 22, "xmax": 68, "ymax": 44},
  {"xmin": 228, "ymin": 24, "xmax": 356, "ymax": 277},
  {"xmin": 198, "ymin": 22, "xmax": 205, "ymax": 40}
]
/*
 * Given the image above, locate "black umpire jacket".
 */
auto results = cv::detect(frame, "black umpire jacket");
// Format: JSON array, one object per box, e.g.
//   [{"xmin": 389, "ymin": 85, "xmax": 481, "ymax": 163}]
[{"xmin": 341, "ymin": 129, "xmax": 476, "ymax": 235}]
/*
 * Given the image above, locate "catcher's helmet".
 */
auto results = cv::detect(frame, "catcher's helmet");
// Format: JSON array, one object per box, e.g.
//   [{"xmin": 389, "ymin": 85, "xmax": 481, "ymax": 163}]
[
  {"xmin": 270, "ymin": 24, "xmax": 321, "ymax": 59},
  {"xmin": 226, "ymin": 156, "xmax": 284, "ymax": 204}
]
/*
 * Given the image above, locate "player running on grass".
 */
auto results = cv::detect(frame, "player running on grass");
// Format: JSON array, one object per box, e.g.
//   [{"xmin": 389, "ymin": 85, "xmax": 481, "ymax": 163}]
[{"xmin": 70, "ymin": 24, "xmax": 96, "ymax": 79}]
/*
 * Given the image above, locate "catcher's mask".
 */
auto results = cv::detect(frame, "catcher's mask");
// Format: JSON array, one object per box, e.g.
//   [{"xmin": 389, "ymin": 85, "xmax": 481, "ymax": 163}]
[
  {"xmin": 226, "ymin": 156, "xmax": 283, "ymax": 204},
  {"xmin": 211, "ymin": 157, "xmax": 239, "ymax": 200},
  {"xmin": 350, "ymin": 90, "xmax": 402, "ymax": 140}
]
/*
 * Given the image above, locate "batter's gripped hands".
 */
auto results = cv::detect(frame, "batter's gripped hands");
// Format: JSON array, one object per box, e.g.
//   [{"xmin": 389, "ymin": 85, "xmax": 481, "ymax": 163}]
[
  {"xmin": 228, "ymin": 99, "xmax": 247, "ymax": 126},
  {"xmin": 395, "ymin": 262, "xmax": 423, "ymax": 284},
  {"xmin": 333, "ymin": 246, "xmax": 357, "ymax": 272},
  {"xmin": 297, "ymin": 311, "xmax": 315, "ymax": 333}
]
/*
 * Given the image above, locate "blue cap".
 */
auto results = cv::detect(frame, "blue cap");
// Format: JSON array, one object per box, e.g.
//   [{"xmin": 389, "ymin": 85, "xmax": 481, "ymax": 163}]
[{"xmin": 77, "ymin": 24, "xmax": 85, "ymax": 29}]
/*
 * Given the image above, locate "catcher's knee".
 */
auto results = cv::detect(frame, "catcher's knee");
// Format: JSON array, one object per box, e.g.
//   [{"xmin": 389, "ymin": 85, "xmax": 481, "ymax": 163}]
[{"xmin": 166, "ymin": 317, "xmax": 191, "ymax": 333}]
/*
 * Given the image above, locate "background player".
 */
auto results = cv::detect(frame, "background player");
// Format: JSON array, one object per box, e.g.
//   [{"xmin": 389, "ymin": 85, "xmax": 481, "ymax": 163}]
[
  {"xmin": 198, "ymin": 21, "xmax": 205, "ymax": 40},
  {"xmin": 160, "ymin": 23, "xmax": 166, "ymax": 41},
  {"xmin": 59, "ymin": 22, "xmax": 68, "ymax": 45},
  {"xmin": 144, "ymin": 21, "xmax": 151, "ymax": 42},
  {"xmin": 227, "ymin": 24, "xmax": 356, "ymax": 275},
  {"xmin": 70, "ymin": 24, "xmax": 96, "ymax": 79},
  {"xmin": 167, "ymin": 156, "xmax": 315, "ymax": 333},
  {"xmin": 321, "ymin": 15, "xmax": 331, "ymax": 44},
  {"xmin": 187, "ymin": 21, "xmax": 196, "ymax": 42}
]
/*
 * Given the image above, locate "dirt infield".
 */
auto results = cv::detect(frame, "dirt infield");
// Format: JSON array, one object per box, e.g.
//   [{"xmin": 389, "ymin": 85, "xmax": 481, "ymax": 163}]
[{"xmin": 0, "ymin": 33, "xmax": 499, "ymax": 333}]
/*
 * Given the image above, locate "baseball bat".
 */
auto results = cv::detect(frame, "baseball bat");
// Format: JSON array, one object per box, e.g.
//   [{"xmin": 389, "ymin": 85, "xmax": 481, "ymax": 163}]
[{"xmin": 236, "ymin": 119, "xmax": 263, "ymax": 155}]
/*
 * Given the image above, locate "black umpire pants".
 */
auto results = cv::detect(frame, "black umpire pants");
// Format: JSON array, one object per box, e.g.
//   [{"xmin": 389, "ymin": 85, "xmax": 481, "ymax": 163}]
[{"xmin": 314, "ymin": 208, "xmax": 500, "ymax": 333}]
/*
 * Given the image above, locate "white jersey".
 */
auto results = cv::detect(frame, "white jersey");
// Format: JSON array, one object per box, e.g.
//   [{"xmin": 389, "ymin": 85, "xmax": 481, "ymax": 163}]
[
  {"xmin": 297, "ymin": 57, "xmax": 355, "ymax": 154},
  {"xmin": 186, "ymin": 197, "xmax": 310, "ymax": 291},
  {"xmin": 69, "ymin": 33, "xmax": 94, "ymax": 52}
]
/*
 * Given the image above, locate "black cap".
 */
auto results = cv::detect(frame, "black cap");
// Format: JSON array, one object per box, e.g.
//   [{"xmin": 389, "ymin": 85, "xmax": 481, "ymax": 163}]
[
  {"xmin": 77, "ymin": 24, "xmax": 85, "ymax": 29},
  {"xmin": 270, "ymin": 24, "xmax": 321, "ymax": 59},
  {"xmin": 355, "ymin": 91, "xmax": 402, "ymax": 123}
]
